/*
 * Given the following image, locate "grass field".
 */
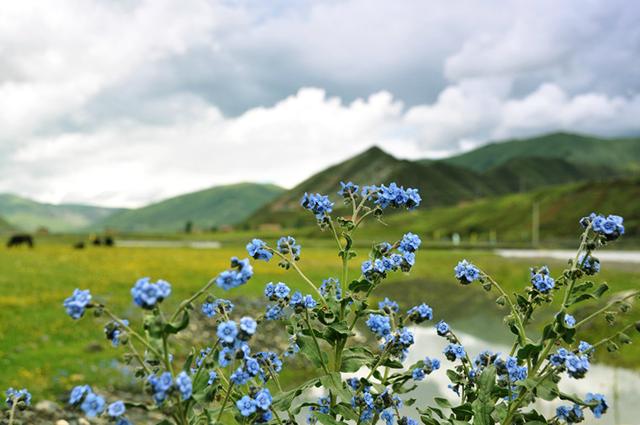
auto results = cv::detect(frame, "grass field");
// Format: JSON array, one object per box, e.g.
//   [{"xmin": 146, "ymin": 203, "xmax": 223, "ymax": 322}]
[{"xmin": 1, "ymin": 238, "xmax": 639, "ymax": 400}]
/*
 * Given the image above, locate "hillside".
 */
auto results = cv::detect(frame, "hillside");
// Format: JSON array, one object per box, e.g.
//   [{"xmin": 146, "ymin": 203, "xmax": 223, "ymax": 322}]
[
  {"xmin": 435, "ymin": 132, "xmax": 640, "ymax": 172},
  {"xmin": 375, "ymin": 176, "xmax": 640, "ymax": 243},
  {"xmin": 0, "ymin": 194, "xmax": 122, "ymax": 233},
  {"xmin": 0, "ymin": 216, "xmax": 14, "ymax": 234},
  {"xmin": 97, "ymin": 183, "xmax": 284, "ymax": 233},
  {"xmin": 246, "ymin": 146, "xmax": 498, "ymax": 227}
]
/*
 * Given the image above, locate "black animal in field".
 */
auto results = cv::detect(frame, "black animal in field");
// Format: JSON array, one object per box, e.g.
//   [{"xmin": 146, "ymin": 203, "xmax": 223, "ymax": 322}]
[{"xmin": 6, "ymin": 234, "xmax": 34, "ymax": 248}]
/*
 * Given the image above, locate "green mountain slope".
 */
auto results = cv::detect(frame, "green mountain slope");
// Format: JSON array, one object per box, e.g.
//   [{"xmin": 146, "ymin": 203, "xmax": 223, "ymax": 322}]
[
  {"xmin": 0, "ymin": 216, "xmax": 15, "ymax": 234},
  {"xmin": 246, "ymin": 146, "xmax": 498, "ymax": 227},
  {"xmin": 432, "ymin": 132, "xmax": 640, "ymax": 172},
  {"xmin": 0, "ymin": 194, "xmax": 122, "ymax": 233},
  {"xmin": 484, "ymin": 156, "xmax": 620, "ymax": 193},
  {"xmin": 97, "ymin": 183, "xmax": 284, "ymax": 232},
  {"xmin": 378, "ymin": 177, "xmax": 640, "ymax": 243}
]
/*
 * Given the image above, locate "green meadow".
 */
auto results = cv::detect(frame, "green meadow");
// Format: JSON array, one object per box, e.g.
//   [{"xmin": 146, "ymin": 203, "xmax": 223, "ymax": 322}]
[{"xmin": 2, "ymin": 238, "xmax": 639, "ymax": 400}]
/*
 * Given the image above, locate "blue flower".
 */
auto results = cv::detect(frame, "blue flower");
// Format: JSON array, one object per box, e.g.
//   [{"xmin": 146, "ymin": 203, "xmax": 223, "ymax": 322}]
[
  {"xmin": 549, "ymin": 348, "xmax": 570, "ymax": 367},
  {"xmin": 236, "ymin": 395, "xmax": 257, "ymax": 417},
  {"xmin": 217, "ymin": 321, "xmax": 238, "ymax": 344},
  {"xmin": 565, "ymin": 353, "xmax": 590, "ymax": 379},
  {"xmin": 5, "ymin": 388, "xmax": 31, "ymax": 407},
  {"xmin": 424, "ymin": 357, "xmax": 441, "ymax": 372},
  {"xmin": 378, "ymin": 297, "xmax": 399, "ymax": 313},
  {"xmin": 530, "ymin": 266, "xmax": 555, "ymax": 293},
  {"xmin": 578, "ymin": 253, "xmax": 600, "ymax": 275},
  {"xmin": 277, "ymin": 236, "xmax": 301, "ymax": 257},
  {"xmin": 107, "ymin": 400, "xmax": 126, "ymax": 417},
  {"xmin": 366, "ymin": 314, "xmax": 391, "ymax": 337},
  {"xmin": 412, "ymin": 368, "xmax": 425, "ymax": 381},
  {"xmin": 301, "ymin": 192, "xmax": 334, "ymax": 219},
  {"xmin": 254, "ymin": 388, "xmax": 272, "ymax": 410},
  {"xmin": 216, "ymin": 257, "xmax": 254, "ymax": 290},
  {"xmin": 265, "ymin": 282, "xmax": 291, "ymax": 300},
  {"xmin": 399, "ymin": 232, "xmax": 421, "ymax": 253},
  {"xmin": 375, "ymin": 183, "xmax": 421, "ymax": 210},
  {"xmin": 435, "ymin": 320, "xmax": 449, "ymax": 336},
  {"xmin": 80, "ymin": 392, "xmax": 105, "ymax": 417},
  {"xmin": 443, "ymin": 344, "xmax": 466, "ymax": 361},
  {"xmin": 578, "ymin": 341, "xmax": 593, "ymax": 354},
  {"xmin": 454, "ymin": 260, "xmax": 480, "ymax": 284},
  {"xmin": 381, "ymin": 409, "xmax": 394, "ymax": 425},
  {"xmin": 585, "ymin": 392, "xmax": 608, "ymax": 418},
  {"xmin": 176, "ymin": 372, "xmax": 192, "ymax": 400},
  {"xmin": 407, "ymin": 303, "xmax": 433, "ymax": 323},
  {"xmin": 320, "ymin": 278, "xmax": 342, "ymax": 300},
  {"xmin": 564, "ymin": 314, "xmax": 576, "ymax": 328},
  {"xmin": 290, "ymin": 292, "xmax": 317, "ymax": 311},
  {"xmin": 131, "ymin": 278, "xmax": 171, "ymax": 309},
  {"xmin": 265, "ymin": 304, "xmax": 284, "ymax": 320},
  {"xmin": 338, "ymin": 181, "xmax": 360, "ymax": 197},
  {"xmin": 69, "ymin": 385, "xmax": 91, "ymax": 405},
  {"xmin": 240, "ymin": 317, "xmax": 257, "ymax": 335},
  {"xmin": 148, "ymin": 372, "xmax": 173, "ymax": 404},
  {"xmin": 246, "ymin": 239, "xmax": 272, "ymax": 262},
  {"xmin": 201, "ymin": 298, "xmax": 234, "ymax": 318},
  {"xmin": 63, "ymin": 288, "xmax": 92, "ymax": 319},
  {"xmin": 104, "ymin": 320, "xmax": 128, "ymax": 347}
]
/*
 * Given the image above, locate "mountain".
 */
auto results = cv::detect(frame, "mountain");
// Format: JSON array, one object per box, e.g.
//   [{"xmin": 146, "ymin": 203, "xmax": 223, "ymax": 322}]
[
  {"xmin": 0, "ymin": 194, "xmax": 122, "ymax": 233},
  {"xmin": 0, "ymin": 216, "xmax": 15, "ymax": 234},
  {"xmin": 246, "ymin": 146, "xmax": 498, "ymax": 227},
  {"xmin": 96, "ymin": 183, "xmax": 284, "ymax": 233},
  {"xmin": 434, "ymin": 132, "xmax": 640, "ymax": 172},
  {"xmin": 377, "ymin": 176, "xmax": 640, "ymax": 242}
]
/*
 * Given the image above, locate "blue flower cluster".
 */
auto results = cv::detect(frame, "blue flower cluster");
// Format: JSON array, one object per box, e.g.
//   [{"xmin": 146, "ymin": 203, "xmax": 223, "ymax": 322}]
[
  {"xmin": 378, "ymin": 297, "xmax": 399, "ymax": 313},
  {"xmin": 235, "ymin": 388, "xmax": 272, "ymax": 421},
  {"xmin": 454, "ymin": 260, "xmax": 480, "ymax": 284},
  {"xmin": 443, "ymin": 343, "xmax": 466, "ymax": 361},
  {"xmin": 362, "ymin": 234, "xmax": 421, "ymax": 281},
  {"xmin": 366, "ymin": 314, "xmax": 391, "ymax": 337},
  {"xmin": 301, "ymin": 192, "xmax": 334, "ymax": 219},
  {"xmin": 581, "ymin": 213, "xmax": 625, "ymax": 240},
  {"xmin": 585, "ymin": 392, "xmax": 608, "ymax": 418},
  {"xmin": 495, "ymin": 356, "xmax": 528, "ymax": 390},
  {"xmin": 147, "ymin": 372, "xmax": 174, "ymax": 404},
  {"xmin": 556, "ymin": 404, "xmax": 584, "ymax": 423},
  {"xmin": 320, "ymin": 277, "xmax": 342, "ymax": 300},
  {"xmin": 549, "ymin": 348, "xmax": 590, "ymax": 379},
  {"xmin": 69, "ymin": 385, "xmax": 105, "ymax": 417},
  {"xmin": 407, "ymin": 303, "xmax": 433, "ymax": 324},
  {"xmin": 530, "ymin": 266, "xmax": 555, "ymax": 293},
  {"xmin": 290, "ymin": 291, "xmax": 317, "ymax": 312},
  {"xmin": 307, "ymin": 395, "xmax": 330, "ymax": 424},
  {"xmin": 348, "ymin": 385, "xmax": 415, "ymax": 425},
  {"xmin": 564, "ymin": 313, "xmax": 576, "ymax": 328},
  {"xmin": 216, "ymin": 257, "xmax": 253, "ymax": 290},
  {"xmin": 175, "ymin": 372, "xmax": 192, "ymax": 400},
  {"xmin": 412, "ymin": 357, "xmax": 441, "ymax": 381},
  {"xmin": 104, "ymin": 320, "xmax": 128, "ymax": 347},
  {"xmin": 578, "ymin": 253, "xmax": 600, "ymax": 275},
  {"xmin": 131, "ymin": 277, "xmax": 171, "ymax": 309},
  {"xmin": 382, "ymin": 327, "xmax": 416, "ymax": 361},
  {"xmin": 201, "ymin": 298, "xmax": 234, "ymax": 318},
  {"xmin": 5, "ymin": 387, "xmax": 31, "ymax": 407},
  {"xmin": 246, "ymin": 239, "xmax": 272, "ymax": 262},
  {"xmin": 373, "ymin": 183, "xmax": 421, "ymax": 210},
  {"xmin": 263, "ymin": 282, "xmax": 302, "ymax": 320},
  {"xmin": 277, "ymin": 236, "xmax": 301, "ymax": 258},
  {"xmin": 107, "ymin": 400, "xmax": 126, "ymax": 418},
  {"xmin": 63, "ymin": 288, "xmax": 92, "ymax": 319}
]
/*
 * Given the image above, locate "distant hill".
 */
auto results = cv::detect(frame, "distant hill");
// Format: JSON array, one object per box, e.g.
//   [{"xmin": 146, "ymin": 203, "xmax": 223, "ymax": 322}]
[
  {"xmin": 434, "ymin": 132, "xmax": 640, "ymax": 172},
  {"xmin": 0, "ymin": 194, "xmax": 122, "ymax": 233},
  {"xmin": 97, "ymin": 183, "xmax": 284, "ymax": 233},
  {"xmin": 377, "ymin": 176, "xmax": 640, "ymax": 243},
  {"xmin": 246, "ymin": 146, "xmax": 499, "ymax": 227},
  {"xmin": 0, "ymin": 216, "xmax": 15, "ymax": 234}
]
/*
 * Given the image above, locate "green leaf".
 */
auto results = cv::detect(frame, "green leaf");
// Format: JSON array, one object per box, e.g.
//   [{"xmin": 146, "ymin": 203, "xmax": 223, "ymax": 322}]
[
  {"xmin": 472, "ymin": 365, "xmax": 496, "ymax": 425},
  {"xmin": 164, "ymin": 310, "xmax": 190, "ymax": 334},
  {"xmin": 348, "ymin": 279, "xmax": 373, "ymax": 293},
  {"xmin": 272, "ymin": 377, "xmax": 320, "ymax": 411},
  {"xmin": 340, "ymin": 346, "xmax": 375, "ymax": 372},
  {"xmin": 297, "ymin": 334, "xmax": 328, "ymax": 368},
  {"xmin": 516, "ymin": 343, "xmax": 542, "ymax": 363},
  {"xmin": 315, "ymin": 412, "xmax": 342, "ymax": 425},
  {"xmin": 320, "ymin": 373, "xmax": 353, "ymax": 404},
  {"xmin": 433, "ymin": 397, "xmax": 452, "ymax": 409}
]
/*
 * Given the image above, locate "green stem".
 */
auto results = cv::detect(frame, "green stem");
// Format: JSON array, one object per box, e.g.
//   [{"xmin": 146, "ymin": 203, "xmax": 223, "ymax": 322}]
[
  {"xmin": 8, "ymin": 399, "xmax": 17, "ymax": 425},
  {"xmin": 304, "ymin": 309, "xmax": 330, "ymax": 374},
  {"xmin": 480, "ymin": 270, "xmax": 527, "ymax": 347},
  {"xmin": 575, "ymin": 291, "xmax": 640, "ymax": 329},
  {"xmin": 103, "ymin": 308, "xmax": 162, "ymax": 358},
  {"xmin": 216, "ymin": 383, "xmax": 234, "ymax": 424},
  {"xmin": 588, "ymin": 322, "xmax": 636, "ymax": 352},
  {"xmin": 170, "ymin": 277, "xmax": 217, "ymax": 322}
]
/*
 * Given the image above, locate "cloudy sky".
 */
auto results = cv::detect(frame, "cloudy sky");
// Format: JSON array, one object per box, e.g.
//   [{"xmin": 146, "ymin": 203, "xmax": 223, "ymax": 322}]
[{"xmin": 2, "ymin": 0, "xmax": 640, "ymax": 207}]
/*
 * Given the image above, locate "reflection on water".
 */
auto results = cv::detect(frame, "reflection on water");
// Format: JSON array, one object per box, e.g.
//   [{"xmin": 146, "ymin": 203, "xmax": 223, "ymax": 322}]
[
  {"xmin": 115, "ymin": 240, "xmax": 221, "ymax": 249},
  {"xmin": 496, "ymin": 249, "xmax": 640, "ymax": 264}
]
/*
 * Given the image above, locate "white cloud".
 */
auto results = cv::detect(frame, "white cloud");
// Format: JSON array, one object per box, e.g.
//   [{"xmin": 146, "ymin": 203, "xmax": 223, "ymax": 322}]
[{"xmin": 0, "ymin": 0, "xmax": 639, "ymax": 207}]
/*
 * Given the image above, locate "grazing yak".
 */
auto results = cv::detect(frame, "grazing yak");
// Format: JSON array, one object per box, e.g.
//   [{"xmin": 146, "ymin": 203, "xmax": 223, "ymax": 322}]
[{"xmin": 7, "ymin": 234, "xmax": 34, "ymax": 248}]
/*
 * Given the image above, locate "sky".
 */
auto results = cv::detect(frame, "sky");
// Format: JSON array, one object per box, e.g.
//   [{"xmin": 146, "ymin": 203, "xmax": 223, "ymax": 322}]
[{"xmin": 1, "ymin": 0, "xmax": 640, "ymax": 208}]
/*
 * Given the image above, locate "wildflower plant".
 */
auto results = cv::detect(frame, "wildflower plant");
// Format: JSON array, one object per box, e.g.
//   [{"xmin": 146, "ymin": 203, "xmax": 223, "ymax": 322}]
[{"xmin": 55, "ymin": 184, "xmax": 639, "ymax": 425}]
